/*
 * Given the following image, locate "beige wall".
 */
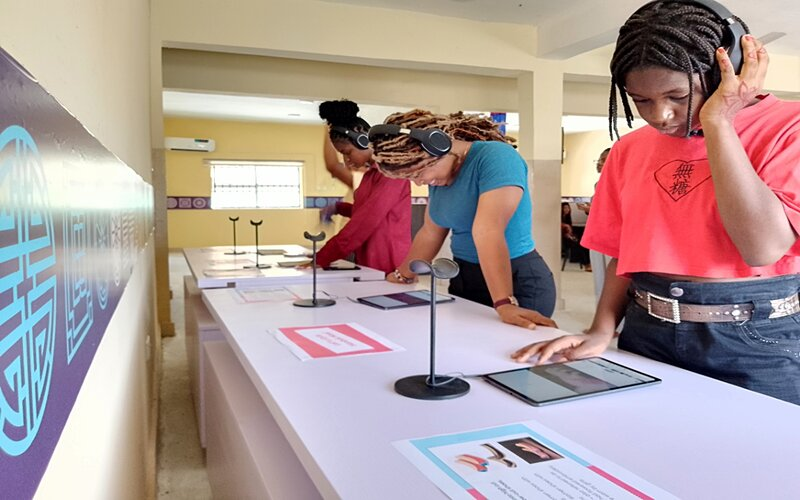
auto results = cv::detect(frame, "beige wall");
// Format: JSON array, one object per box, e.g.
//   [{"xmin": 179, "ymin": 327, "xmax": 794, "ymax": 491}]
[
  {"xmin": 162, "ymin": 49, "xmax": 520, "ymax": 114},
  {"xmin": 156, "ymin": 0, "xmax": 542, "ymax": 75},
  {"xmin": 0, "ymin": 0, "xmax": 156, "ymax": 498}
]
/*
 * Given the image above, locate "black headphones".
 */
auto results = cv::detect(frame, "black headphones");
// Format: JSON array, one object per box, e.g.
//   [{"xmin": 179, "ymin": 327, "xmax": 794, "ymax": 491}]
[
  {"xmin": 330, "ymin": 126, "xmax": 370, "ymax": 150},
  {"xmin": 637, "ymin": 0, "xmax": 747, "ymax": 74},
  {"xmin": 368, "ymin": 124, "xmax": 452, "ymax": 157}
]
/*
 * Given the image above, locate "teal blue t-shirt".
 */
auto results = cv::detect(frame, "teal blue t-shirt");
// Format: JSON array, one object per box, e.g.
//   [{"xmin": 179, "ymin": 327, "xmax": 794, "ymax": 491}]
[{"xmin": 428, "ymin": 141, "xmax": 534, "ymax": 264}]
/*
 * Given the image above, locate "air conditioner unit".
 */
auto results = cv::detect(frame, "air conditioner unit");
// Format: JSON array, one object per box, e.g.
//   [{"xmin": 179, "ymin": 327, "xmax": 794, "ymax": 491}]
[{"xmin": 164, "ymin": 137, "xmax": 216, "ymax": 152}]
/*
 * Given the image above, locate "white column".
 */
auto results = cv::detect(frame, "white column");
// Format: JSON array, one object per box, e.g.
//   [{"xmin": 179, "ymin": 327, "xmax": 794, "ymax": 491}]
[{"xmin": 517, "ymin": 64, "xmax": 564, "ymax": 309}]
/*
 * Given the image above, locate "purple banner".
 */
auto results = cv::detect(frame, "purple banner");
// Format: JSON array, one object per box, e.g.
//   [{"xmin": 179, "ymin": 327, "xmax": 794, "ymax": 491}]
[{"xmin": 0, "ymin": 48, "xmax": 152, "ymax": 498}]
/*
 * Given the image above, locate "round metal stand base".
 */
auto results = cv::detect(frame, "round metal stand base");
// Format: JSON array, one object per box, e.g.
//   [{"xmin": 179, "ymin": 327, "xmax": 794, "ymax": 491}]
[
  {"xmin": 394, "ymin": 375, "xmax": 470, "ymax": 400},
  {"xmin": 293, "ymin": 298, "xmax": 336, "ymax": 308}
]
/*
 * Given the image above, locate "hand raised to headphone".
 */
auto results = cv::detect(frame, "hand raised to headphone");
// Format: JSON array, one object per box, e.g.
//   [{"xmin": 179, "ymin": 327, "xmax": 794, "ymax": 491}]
[{"xmin": 700, "ymin": 35, "xmax": 768, "ymax": 128}]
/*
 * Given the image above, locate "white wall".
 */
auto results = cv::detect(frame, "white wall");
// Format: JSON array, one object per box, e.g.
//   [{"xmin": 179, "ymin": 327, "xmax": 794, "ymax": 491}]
[{"xmin": 0, "ymin": 0, "xmax": 156, "ymax": 498}]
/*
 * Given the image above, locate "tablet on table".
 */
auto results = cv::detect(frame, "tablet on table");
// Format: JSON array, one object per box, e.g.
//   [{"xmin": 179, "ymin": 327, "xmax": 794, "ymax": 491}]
[
  {"xmin": 483, "ymin": 357, "xmax": 660, "ymax": 406},
  {"xmin": 356, "ymin": 290, "xmax": 455, "ymax": 310}
]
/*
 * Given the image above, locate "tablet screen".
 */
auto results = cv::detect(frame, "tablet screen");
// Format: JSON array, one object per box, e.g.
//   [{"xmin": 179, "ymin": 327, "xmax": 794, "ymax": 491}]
[
  {"xmin": 483, "ymin": 358, "xmax": 660, "ymax": 406},
  {"xmin": 357, "ymin": 291, "xmax": 455, "ymax": 310}
]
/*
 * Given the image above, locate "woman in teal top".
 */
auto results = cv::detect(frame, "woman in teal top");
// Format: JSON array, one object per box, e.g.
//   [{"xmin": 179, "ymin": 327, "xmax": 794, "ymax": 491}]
[{"xmin": 370, "ymin": 109, "xmax": 556, "ymax": 330}]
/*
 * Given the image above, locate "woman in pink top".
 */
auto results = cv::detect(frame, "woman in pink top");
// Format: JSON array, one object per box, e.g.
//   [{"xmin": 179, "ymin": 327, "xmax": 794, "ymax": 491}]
[
  {"xmin": 315, "ymin": 99, "xmax": 411, "ymax": 275},
  {"xmin": 513, "ymin": 1, "xmax": 800, "ymax": 405}
]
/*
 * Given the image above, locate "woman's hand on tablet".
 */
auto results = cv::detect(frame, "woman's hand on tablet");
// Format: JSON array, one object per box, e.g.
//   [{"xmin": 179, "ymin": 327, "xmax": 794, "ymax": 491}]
[{"xmin": 511, "ymin": 331, "xmax": 614, "ymax": 365}]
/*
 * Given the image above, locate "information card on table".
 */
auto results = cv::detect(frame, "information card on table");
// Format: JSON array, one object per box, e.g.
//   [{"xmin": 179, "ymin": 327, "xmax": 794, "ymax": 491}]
[
  {"xmin": 203, "ymin": 268, "xmax": 264, "ymax": 278},
  {"xmin": 235, "ymin": 287, "xmax": 299, "ymax": 303},
  {"xmin": 270, "ymin": 322, "xmax": 404, "ymax": 361},
  {"xmin": 394, "ymin": 420, "xmax": 677, "ymax": 500}
]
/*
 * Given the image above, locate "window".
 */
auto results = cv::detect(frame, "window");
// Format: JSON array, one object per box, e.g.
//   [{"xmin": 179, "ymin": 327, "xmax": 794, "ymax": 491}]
[{"xmin": 209, "ymin": 160, "xmax": 303, "ymax": 209}]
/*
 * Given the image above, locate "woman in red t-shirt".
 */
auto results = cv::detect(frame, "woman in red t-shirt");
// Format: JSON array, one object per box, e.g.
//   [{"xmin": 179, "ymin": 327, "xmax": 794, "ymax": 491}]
[{"xmin": 513, "ymin": 1, "xmax": 800, "ymax": 405}]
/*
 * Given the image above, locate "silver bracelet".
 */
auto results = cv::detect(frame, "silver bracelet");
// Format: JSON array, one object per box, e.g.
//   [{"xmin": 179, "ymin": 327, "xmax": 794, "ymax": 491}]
[{"xmin": 393, "ymin": 268, "xmax": 415, "ymax": 284}]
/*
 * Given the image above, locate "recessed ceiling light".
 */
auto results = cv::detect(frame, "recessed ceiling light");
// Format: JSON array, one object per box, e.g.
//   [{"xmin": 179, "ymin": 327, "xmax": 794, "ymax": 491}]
[{"xmin": 288, "ymin": 113, "xmax": 301, "ymax": 117}]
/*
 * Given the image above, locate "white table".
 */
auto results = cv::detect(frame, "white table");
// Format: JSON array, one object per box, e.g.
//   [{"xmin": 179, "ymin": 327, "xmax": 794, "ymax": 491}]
[
  {"xmin": 202, "ymin": 280, "xmax": 800, "ymax": 499},
  {"xmin": 180, "ymin": 244, "xmax": 385, "ymax": 448},
  {"xmin": 183, "ymin": 245, "xmax": 385, "ymax": 289},
  {"xmin": 182, "ymin": 275, "xmax": 225, "ymax": 448}
]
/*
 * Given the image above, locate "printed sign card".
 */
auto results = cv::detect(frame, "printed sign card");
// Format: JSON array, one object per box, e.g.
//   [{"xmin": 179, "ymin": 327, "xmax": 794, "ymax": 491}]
[
  {"xmin": 271, "ymin": 322, "xmax": 403, "ymax": 361},
  {"xmin": 394, "ymin": 421, "xmax": 677, "ymax": 500}
]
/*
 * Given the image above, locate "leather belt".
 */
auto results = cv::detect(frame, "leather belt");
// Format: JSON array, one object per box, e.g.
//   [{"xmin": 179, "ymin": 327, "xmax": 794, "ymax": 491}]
[{"xmin": 631, "ymin": 288, "xmax": 800, "ymax": 324}]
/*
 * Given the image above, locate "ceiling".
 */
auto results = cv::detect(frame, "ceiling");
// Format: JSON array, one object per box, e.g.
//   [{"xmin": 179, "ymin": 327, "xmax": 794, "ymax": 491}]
[
  {"xmin": 317, "ymin": 0, "xmax": 800, "ymax": 55},
  {"xmin": 162, "ymin": 91, "xmax": 649, "ymax": 134},
  {"xmin": 163, "ymin": 0, "xmax": 797, "ymax": 134},
  {"xmin": 162, "ymin": 91, "xmax": 412, "ymax": 129}
]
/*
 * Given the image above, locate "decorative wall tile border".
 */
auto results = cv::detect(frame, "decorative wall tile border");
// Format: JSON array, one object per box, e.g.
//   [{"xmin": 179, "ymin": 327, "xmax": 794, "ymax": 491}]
[
  {"xmin": 304, "ymin": 196, "xmax": 342, "ymax": 208},
  {"xmin": 167, "ymin": 196, "xmax": 210, "ymax": 209},
  {"xmin": 168, "ymin": 195, "xmax": 429, "ymax": 209}
]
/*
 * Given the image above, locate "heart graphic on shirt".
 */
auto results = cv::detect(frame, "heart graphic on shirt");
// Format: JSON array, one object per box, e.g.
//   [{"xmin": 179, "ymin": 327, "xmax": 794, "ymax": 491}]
[{"xmin": 654, "ymin": 159, "xmax": 711, "ymax": 201}]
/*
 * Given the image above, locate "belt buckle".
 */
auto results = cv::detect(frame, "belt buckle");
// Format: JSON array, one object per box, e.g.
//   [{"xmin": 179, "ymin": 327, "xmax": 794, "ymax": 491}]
[{"xmin": 646, "ymin": 291, "xmax": 681, "ymax": 323}]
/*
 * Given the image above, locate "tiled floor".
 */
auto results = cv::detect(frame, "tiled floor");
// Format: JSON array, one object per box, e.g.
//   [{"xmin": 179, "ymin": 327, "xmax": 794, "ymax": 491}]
[
  {"xmin": 156, "ymin": 252, "xmax": 598, "ymax": 498},
  {"xmin": 157, "ymin": 253, "xmax": 212, "ymax": 499}
]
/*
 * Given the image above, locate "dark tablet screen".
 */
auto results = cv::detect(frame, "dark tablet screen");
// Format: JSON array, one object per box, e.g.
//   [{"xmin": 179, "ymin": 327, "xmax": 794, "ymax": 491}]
[
  {"xmin": 356, "ymin": 291, "xmax": 455, "ymax": 310},
  {"xmin": 483, "ymin": 357, "xmax": 660, "ymax": 406}
]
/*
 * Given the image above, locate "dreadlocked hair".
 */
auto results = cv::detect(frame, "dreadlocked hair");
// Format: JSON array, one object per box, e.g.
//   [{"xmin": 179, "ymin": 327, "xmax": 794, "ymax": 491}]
[
  {"xmin": 608, "ymin": 1, "xmax": 749, "ymax": 140},
  {"xmin": 319, "ymin": 99, "xmax": 370, "ymax": 143},
  {"xmin": 372, "ymin": 109, "xmax": 515, "ymax": 178}
]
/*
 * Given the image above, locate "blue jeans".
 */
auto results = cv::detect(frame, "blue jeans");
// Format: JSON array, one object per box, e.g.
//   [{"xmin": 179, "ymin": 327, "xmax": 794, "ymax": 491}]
[
  {"xmin": 620, "ymin": 273, "xmax": 800, "ymax": 405},
  {"xmin": 450, "ymin": 249, "xmax": 556, "ymax": 317}
]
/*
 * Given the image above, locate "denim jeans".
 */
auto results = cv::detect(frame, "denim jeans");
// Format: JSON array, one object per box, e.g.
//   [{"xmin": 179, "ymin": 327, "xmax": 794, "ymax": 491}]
[
  {"xmin": 620, "ymin": 273, "xmax": 800, "ymax": 405},
  {"xmin": 450, "ymin": 249, "xmax": 556, "ymax": 317}
]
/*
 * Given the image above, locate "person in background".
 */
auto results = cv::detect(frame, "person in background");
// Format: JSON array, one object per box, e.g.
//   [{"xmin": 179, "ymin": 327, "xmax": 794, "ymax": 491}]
[
  {"xmin": 371, "ymin": 109, "xmax": 556, "ymax": 330},
  {"xmin": 315, "ymin": 99, "xmax": 411, "ymax": 274},
  {"xmin": 561, "ymin": 202, "xmax": 578, "ymax": 243},
  {"xmin": 561, "ymin": 202, "xmax": 591, "ymax": 271},
  {"xmin": 578, "ymin": 147, "xmax": 612, "ymax": 296},
  {"xmin": 513, "ymin": 1, "xmax": 800, "ymax": 405}
]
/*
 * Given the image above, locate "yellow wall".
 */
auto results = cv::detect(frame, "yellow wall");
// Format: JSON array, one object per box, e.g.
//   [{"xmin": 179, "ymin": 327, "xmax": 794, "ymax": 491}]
[
  {"xmin": 165, "ymin": 117, "xmax": 362, "ymax": 247},
  {"xmin": 561, "ymin": 122, "xmax": 648, "ymax": 196},
  {"xmin": 562, "ymin": 131, "xmax": 613, "ymax": 197}
]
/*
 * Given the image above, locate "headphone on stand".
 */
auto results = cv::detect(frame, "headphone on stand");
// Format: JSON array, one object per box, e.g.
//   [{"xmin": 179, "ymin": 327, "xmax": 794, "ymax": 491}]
[
  {"xmin": 330, "ymin": 126, "xmax": 370, "ymax": 150},
  {"xmin": 636, "ymin": 0, "xmax": 747, "ymax": 74},
  {"xmin": 368, "ymin": 124, "xmax": 452, "ymax": 157}
]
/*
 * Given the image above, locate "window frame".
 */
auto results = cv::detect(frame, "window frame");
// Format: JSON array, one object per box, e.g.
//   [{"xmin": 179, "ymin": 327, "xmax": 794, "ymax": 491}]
[{"xmin": 208, "ymin": 159, "xmax": 304, "ymax": 210}]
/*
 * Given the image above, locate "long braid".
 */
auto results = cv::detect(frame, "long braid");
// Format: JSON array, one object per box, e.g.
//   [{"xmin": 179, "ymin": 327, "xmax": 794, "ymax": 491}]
[
  {"xmin": 608, "ymin": 1, "xmax": 749, "ymax": 140},
  {"xmin": 372, "ymin": 109, "xmax": 514, "ymax": 177}
]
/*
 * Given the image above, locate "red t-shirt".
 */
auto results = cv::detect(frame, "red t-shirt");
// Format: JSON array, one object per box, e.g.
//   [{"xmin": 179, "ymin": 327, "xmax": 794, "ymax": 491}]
[
  {"xmin": 583, "ymin": 94, "xmax": 800, "ymax": 278},
  {"xmin": 316, "ymin": 167, "xmax": 411, "ymax": 274}
]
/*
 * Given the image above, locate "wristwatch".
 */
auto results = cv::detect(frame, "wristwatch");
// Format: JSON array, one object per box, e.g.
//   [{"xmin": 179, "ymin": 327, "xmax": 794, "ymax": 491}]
[{"xmin": 493, "ymin": 295, "xmax": 519, "ymax": 309}]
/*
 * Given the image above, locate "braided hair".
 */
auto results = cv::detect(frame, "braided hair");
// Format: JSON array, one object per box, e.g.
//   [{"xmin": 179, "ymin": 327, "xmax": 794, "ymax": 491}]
[
  {"xmin": 608, "ymin": 1, "xmax": 749, "ymax": 139},
  {"xmin": 318, "ymin": 99, "xmax": 370, "ymax": 145},
  {"xmin": 372, "ymin": 109, "xmax": 514, "ymax": 178}
]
